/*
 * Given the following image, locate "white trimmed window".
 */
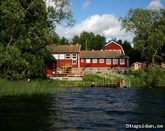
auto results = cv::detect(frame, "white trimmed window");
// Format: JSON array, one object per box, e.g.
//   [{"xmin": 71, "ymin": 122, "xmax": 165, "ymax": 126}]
[
  {"xmin": 72, "ymin": 60, "xmax": 76, "ymax": 64},
  {"xmin": 118, "ymin": 49, "xmax": 121, "ymax": 53},
  {"xmin": 81, "ymin": 59, "xmax": 84, "ymax": 63},
  {"xmin": 59, "ymin": 54, "xmax": 65, "ymax": 59},
  {"xmin": 106, "ymin": 59, "xmax": 111, "ymax": 65},
  {"xmin": 92, "ymin": 59, "xmax": 97, "ymax": 63},
  {"xmin": 99, "ymin": 59, "xmax": 104, "ymax": 63},
  {"xmin": 120, "ymin": 59, "xmax": 125, "ymax": 65},
  {"xmin": 113, "ymin": 49, "xmax": 117, "ymax": 52},
  {"xmin": 86, "ymin": 59, "xmax": 90, "ymax": 63},
  {"xmin": 113, "ymin": 59, "xmax": 118, "ymax": 65},
  {"xmin": 72, "ymin": 53, "xmax": 76, "ymax": 59},
  {"xmin": 66, "ymin": 53, "xmax": 70, "ymax": 59}
]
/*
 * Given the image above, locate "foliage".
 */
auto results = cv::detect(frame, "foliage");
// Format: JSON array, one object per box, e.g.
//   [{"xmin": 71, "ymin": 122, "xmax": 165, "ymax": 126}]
[
  {"xmin": 116, "ymin": 39, "xmax": 143, "ymax": 65},
  {"xmin": 120, "ymin": 9, "xmax": 165, "ymax": 64},
  {"xmin": 0, "ymin": 0, "xmax": 73, "ymax": 79},
  {"xmin": 72, "ymin": 31, "xmax": 106, "ymax": 50},
  {"xmin": 129, "ymin": 64, "xmax": 165, "ymax": 88}
]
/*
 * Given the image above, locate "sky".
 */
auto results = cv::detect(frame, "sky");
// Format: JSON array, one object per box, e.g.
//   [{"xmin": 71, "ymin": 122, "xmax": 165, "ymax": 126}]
[{"xmin": 55, "ymin": 0, "xmax": 165, "ymax": 42}]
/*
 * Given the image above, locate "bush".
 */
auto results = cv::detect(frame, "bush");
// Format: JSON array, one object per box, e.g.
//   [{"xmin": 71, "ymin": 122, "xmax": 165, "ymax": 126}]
[{"xmin": 129, "ymin": 64, "xmax": 165, "ymax": 88}]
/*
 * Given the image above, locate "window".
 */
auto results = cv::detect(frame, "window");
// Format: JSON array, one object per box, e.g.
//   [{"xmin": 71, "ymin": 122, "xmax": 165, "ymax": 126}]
[
  {"xmin": 72, "ymin": 60, "xmax": 76, "ymax": 64},
  {"xmin": 81, "ymin": 59, "xmax": 84, "ymax": 63},
  {"xmin": 66, "ymin": 53, "xmax": 70, "ymax": 59},
  {"xmin": 120, "ymin": 59, "xmax": 125, "ymax": 65},
  {"xmin": 106, "ymin": 59, "xmax": 111, "ymax": 65},
  {"xmin": 92, "ymin": 59, "xmax": 97, "ymax": 63},
  {"xmin": 113, "ymin": 49, "xmax": 117, "ymax": 52},
  {"xmin": 118, "ymin": 49, "xmax": 121, "ymax": 53},
  {"xmin": 99, "ymin": 59, "xmax": 104, "ymax": 63},
  {"xmin": 113, "ymin": 59, "xmax": 118, "ymax": 65},
  {"xmin": 86, "ymin": 59, "xmax": 90, "ymax": 63},
  {"xmin": 59, "ymin": 54, "xmax": 65, "ymax": 59},
  {"xmin": 72, "ymin": 53, "xmax": 76, "ymax": 59}
]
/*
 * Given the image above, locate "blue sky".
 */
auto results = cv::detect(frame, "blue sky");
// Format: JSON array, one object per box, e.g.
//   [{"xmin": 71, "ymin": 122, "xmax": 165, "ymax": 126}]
[
  {"xmin": 71, "ymin": 0, "xmax": 165, "ymax": 23},
  {"xmin": 55, "ymin": 0, "xmax": 165, "ymax": 42}
]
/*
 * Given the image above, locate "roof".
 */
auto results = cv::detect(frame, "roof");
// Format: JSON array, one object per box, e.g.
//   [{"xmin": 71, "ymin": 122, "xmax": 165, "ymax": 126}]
[
  {"xmin": 80, "ymin": 50, "xmax": 129, "ymax": 59},
  {"xmin": 47, "ymin": 44, "xmax": 81, "ymax": 53},
  {"xmin": 133, "ymin": 62, "xmax": 146, "ymax": 65}
]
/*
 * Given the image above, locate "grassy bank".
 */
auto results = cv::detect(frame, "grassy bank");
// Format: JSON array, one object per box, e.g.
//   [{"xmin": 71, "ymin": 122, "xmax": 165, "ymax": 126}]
[
  {"xmin": 0, "ymin": 79, "xmax": 64, "ymax": 97},
  {"xmin": 0, "ymin": 74, "xmax": 130, "ymax": 97}
]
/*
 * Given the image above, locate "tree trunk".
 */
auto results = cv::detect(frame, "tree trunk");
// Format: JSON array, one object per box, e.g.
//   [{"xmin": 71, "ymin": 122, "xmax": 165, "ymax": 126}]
[{"xmin": 152, "ymin": 49, "xmax": 158, "ymax": 63}]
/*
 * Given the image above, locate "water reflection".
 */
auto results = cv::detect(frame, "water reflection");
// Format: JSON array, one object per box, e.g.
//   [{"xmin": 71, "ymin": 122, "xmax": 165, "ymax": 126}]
[{"xmin": 0, "ymin": 87, "xmax": 164, "ymax": 130}]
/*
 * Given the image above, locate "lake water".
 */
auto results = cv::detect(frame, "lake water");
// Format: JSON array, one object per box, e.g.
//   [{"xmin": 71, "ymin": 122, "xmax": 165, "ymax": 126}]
[{"xmin": 0, "ymin": 87, "xmax": 165, "ymax": 130}]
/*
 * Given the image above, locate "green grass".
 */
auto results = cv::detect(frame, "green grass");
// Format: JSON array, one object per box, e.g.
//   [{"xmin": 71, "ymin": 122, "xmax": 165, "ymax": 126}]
[
  {"xmin": 82, "ymin": 74, "xmax": 130, "ymax": 87},
  {"xmin": 0, "ymin": 79, "xmax": 64, "ymax": 97}
]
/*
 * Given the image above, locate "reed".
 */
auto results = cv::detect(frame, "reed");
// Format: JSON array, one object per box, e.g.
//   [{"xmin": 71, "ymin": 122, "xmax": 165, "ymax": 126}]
[{"xmin": 0, "ymin": 79, "xmax": 64, "ymax": 97}]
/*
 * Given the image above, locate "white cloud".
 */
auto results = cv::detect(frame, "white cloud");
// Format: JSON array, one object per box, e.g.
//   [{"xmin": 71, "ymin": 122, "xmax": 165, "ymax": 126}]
[
  {"xmin": 55, "ymin": 14, "xmax": 134, "ymax": 42},
  {"xmin": 82, "ymin": 0, "xmax": 91, "ymax": 9},
  {"xmin": 148, "ymin": 0, "xmax": 164, "ymax": 10}
]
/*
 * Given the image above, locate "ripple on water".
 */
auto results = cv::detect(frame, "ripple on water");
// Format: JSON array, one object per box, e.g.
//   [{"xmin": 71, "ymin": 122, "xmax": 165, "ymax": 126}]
[{"xmin": 0, "ymin": 87, "xmax": 165, "ymax": 130}]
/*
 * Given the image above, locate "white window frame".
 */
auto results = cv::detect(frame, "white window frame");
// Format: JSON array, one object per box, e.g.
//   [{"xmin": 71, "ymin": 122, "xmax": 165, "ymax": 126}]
[
  {"xmin": 113, "ymin": 59, "xmax": 118, "ymax": 65},
  {"xmin": 72, "ymin": 53, "xmax": 77, "ymax": 60},
  {"xmin": 59, "ymin": 54, "xmax": 65, "ymax": 59},
  {"xmin": 86, "ymin": 59, "xmax": 90, "ymax": 63},
  {"xmin": 99, "ymin": 59, "xmax": 104, "ymax": 63},
  {"xmin": 72, "ymin": 60, "xmax": 77, "ymax": 65},
  {"xmin": 118, "ymin": 49, "xmax": 121, "ymax": 53},
  {"xmin": 106, "ymin": 59, "xmax": 111, "ymax": 65},
  {"xmin": 113, "ymin": 49, "xmax": 117, "ymax": 52},
  {"xmin": 65, "ymin": 53, "xmax": 70, "ymax": 59},
  {"xmin": 92, "ymin": 59, "xmax": 97, "ymax": 63},
  {"xmin": 81, "ymin": 59, "xmax": 84, "ymax": 63},
  {"xmin": 120, "ymin": 59, "xmax": 125, "ymax": 65}
]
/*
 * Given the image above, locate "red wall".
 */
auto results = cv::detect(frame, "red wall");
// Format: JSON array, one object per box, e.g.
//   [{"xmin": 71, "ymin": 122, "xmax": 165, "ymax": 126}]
[
  {"xmin": 80, "ymin": 58, "xmax": 128, "ymax": 67},
  {"xmin": 46, "ymin": 61, "xmax": 56, "ymax": 76},
  {"xmin": 56, "ymin": 59, "xmax": 72, "ymax": 68},
  {"xmin": 56, "ymin": 53, "xmax": 80, "ymax": 68}
]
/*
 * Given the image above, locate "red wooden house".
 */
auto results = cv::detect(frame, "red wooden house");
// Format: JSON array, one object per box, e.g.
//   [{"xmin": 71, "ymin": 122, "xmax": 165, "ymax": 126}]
[
  {"xmin": 80, "ymin": 41, "xmax": 129, "ymax": 74},
  {"xmin": 46, "ymin": 41, "xmax": 129, "ymax": 77},
  {"xmin": 46, "ymin": 44, "xmax": 81, "ymax": 76}
]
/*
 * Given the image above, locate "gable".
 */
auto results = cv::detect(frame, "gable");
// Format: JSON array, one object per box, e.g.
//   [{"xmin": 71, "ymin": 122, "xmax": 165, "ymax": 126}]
[{"xmin": 104, "ymin": 41, "xmax": 125, "ymax": 55}]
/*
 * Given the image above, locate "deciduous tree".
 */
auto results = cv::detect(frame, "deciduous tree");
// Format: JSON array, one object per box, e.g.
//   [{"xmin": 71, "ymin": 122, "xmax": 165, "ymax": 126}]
[
  {"xmin": 0, "ymin": 0, "xmax": 73, "ymax": 79},
  {"xmin": 120, "ymin": 9, "xmax": 165, "ymax": 64}
]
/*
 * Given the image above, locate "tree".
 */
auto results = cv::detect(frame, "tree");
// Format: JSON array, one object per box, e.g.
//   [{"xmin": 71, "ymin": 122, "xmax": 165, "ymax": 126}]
[
  {"xmin": 58, "ymin": 37, "xmax": 69, "ymax": 44},
  {"xmin": 115, "ymin": 39, "xmax": 143, "ymax": 65},
  {"xmin": 72, "ymin": 31, "xmax": 106, "ymax": 50},
  {"xmin": 120, "ymin": 9, "xmax": 165, "ymax": 64},
  {"xmin": 0, "ymin": 0, "xmax": 73, "ymax": 79}
]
